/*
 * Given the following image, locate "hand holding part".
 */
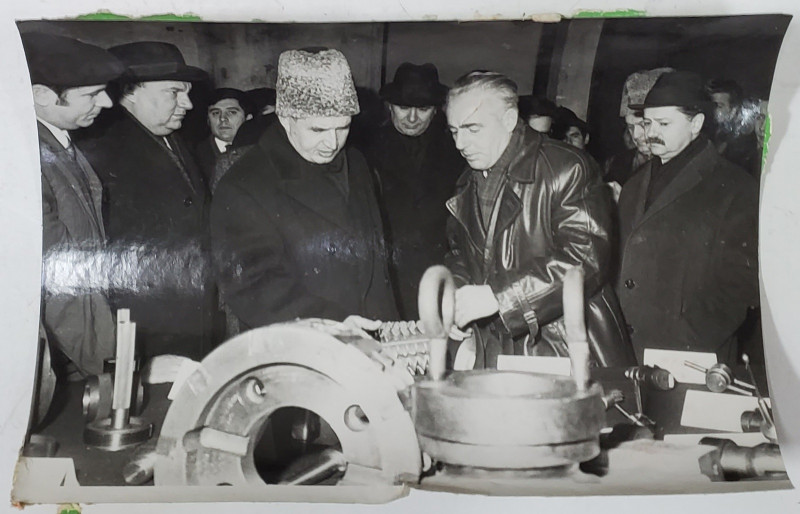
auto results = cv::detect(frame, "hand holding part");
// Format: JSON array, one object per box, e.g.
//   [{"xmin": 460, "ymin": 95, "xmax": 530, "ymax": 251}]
[
  {"xmin": 343, "ymin": 315, "xmax": 382, "ymax": 338},
  {"xmin": 454, "ymin": 285, "xmax": 499, "ymax": 328}
]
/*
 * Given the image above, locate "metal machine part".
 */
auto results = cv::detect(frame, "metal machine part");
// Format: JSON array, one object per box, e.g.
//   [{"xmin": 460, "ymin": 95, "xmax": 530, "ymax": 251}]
[
  {"xmin": 684, "ymin": 361, "xmax": 755, "ymax": 396},
  {"xmin": 83, "ymin": 372, "xmax": 145, "ymax": 422},
  {"xmin": 377, "ymin": 321, "xmax": 430, "ymax": 376},
  {"xmin": 154, "ymin": 319, "xmax": 422, "ymax": 486},
  {"xmin": 624, "ymin": 366, "xmax": 675, "ymax": 391},
  {"xmin": 84, "ymin": 310, "xmax": 153, "ymax": 451},
  {"xmin": 698, "ymin": 438, "xmax": 786, "ymax": 481},
  {"xmin": 413, "ymin": 371, "xmax": 605, "ymax": 470},
  {"xmin": 412, "ymin": 266, "xmax": 605, "ymax": 472}
]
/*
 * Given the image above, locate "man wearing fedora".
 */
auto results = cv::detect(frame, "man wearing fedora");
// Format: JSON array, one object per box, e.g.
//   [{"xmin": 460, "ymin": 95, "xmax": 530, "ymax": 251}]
[
  {"xmin": 211, "ymin": 48, "xmax": 396, "ymax": 330},
  {"xmin": 616, "ymin": 71, "xmax": 759, "ymax": 364},
  {"xmin": 604, "ymin": 68, "xmax": 672, "ymax": 187},
  {"xmin": 444, "ymin": 71, "xmax": 634, "ymax": 369},
  {"xmin": 21, "ymin": 32, "xmax": 125, "ymax": 376},
  {"xmin": 367, "ymin": 62, "xmax": 464, "ymax": 319},
  {"xmin": 80, "ymin": 41, "xmax": 220, "ymax": 361}
]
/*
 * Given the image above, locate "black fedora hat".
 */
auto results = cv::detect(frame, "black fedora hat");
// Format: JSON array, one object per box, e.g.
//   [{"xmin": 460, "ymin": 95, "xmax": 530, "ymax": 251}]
[
  {"xmin": 109, "ymin": 41, "xmax": 207, "ymax": 83},
  {"xmin": 380, "ymin": 62, "xmax": 448, "ymax": 107},
  {"xmin": 21, "ymin": 32, "xmax": 125, "ymax": 88},
  {"xmin": 631, "ymin": 70, "xmax": 712, "ymax": 112}
]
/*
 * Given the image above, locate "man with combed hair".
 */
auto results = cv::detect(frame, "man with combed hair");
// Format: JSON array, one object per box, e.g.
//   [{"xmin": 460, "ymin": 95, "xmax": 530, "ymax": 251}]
[
  {"xmin": 617, "ymin": 71, "xmax": 759, "ymax": 364},
  {"xmin": 211, "ymin": 48, "xmax": 396, "ymax": 330},
  {"xmin": 444, "ymin": 71, "xmax": 634, "ymax": 369},
  {"xmin": 21, "ymin": 32, "xmax": 125, "ymax": 377}
]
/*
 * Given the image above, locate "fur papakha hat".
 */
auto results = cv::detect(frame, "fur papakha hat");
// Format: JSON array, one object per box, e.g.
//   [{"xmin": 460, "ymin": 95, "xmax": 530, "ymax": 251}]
[
  {"xmin": 620, "ymin": 67, "xmax": 674, "ymax": 117},
  {"xmin": 276, "ymin": 48, "xmax": 360, "ymax": 118}
]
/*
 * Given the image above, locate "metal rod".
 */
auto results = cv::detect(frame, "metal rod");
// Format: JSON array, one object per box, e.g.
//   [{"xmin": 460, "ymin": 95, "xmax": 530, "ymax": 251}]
[
  {"xmin": 684, "ymin": 360, "xmax": 708, "ymax": 373},
  {"xmin": 614, "ymin": 404, "xmax": 646, "ymax": 427}
]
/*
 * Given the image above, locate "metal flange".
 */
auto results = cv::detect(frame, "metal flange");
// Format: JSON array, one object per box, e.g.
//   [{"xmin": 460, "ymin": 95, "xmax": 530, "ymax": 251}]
[
  {"xmin": 413, "ymin": 370, "xmax": 605, "ymax": 470},
  {"xmin": 154, "ymin": 319, "xmax": 422, "ymax": 486}
]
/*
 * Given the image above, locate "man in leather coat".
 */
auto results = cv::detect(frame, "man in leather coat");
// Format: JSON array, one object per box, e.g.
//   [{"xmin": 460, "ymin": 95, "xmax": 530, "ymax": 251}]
[{"xmin": 444, "ymin": 71, "xmax": 635, "ymax": 369}]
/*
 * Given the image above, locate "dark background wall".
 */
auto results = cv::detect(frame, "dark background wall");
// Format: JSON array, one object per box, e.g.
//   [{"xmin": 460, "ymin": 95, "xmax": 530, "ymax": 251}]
[
  {"xmin": 587, "ymin": 15, "xmax": 791, "ymax": 163},
  {"xmin": 20, "ymin": 16, "xmax": 790, "ymax": 159}
]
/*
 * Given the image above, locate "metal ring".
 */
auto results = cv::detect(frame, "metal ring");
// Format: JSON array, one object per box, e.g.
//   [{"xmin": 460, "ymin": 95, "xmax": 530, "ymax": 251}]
[{"xmin": 418, "ymin": 265, "xmax": 455, "ymax": 338}]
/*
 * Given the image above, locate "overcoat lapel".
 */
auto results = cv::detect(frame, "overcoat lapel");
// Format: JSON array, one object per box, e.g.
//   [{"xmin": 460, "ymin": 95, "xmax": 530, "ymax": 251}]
[{"xmin": 38, "ymin": 123, "xmax": 104, "ymax": 237}]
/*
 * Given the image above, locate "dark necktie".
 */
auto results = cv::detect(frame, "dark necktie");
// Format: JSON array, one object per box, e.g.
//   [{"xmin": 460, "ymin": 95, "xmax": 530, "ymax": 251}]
[{"xmin": 65, "ymin": 139, "xmax": 76, "ymax": 160}]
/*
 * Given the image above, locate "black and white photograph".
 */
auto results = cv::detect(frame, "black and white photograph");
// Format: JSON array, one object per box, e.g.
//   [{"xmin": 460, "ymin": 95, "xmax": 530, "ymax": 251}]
[{"xmin": 4, "ymin": 3, "xmax": 800, "ymax": 509}]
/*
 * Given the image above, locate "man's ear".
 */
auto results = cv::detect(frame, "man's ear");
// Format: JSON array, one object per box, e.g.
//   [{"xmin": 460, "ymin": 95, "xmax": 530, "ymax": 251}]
[
  {"xmin": 690, "ymin": 112, "xmax": 705, "ymax": 137},
  {"xmin": 584, "ymin": 133, "xmax": 590, "ymax": 146},
  {"xmin": 502, "ymin": 108, "xmax": 519, "ymax": 132},
  {"xmin": 32, "ymin": 85, "xmax": 57, "ymax": 107}
]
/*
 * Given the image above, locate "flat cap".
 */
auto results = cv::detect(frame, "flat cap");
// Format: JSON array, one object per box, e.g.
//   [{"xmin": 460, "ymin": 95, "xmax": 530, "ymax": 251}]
[{"xmin": 21, "ymin": 32, "xmax": 125, "ymax": 88}]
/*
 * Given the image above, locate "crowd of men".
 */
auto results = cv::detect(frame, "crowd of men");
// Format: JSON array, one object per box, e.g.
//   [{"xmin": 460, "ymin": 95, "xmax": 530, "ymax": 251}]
[{"xmin": 24, "ymin": 31, "xmax": 762, "ymax": 381}]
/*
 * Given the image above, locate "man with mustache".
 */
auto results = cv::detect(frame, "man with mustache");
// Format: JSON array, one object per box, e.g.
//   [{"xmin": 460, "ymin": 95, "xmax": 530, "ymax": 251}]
[
  {"xmin": 80, "ymin": 42, "xmax": 220, "ymax": 360},
  {"xmin": 366, "ymin": 62, "xmax": 464, "ymax": 318},
  {"xmin": 616, "ymin": 71, "xmax": 759, "ymax": 364},
  {"xmin": 22, "ymin": 32, "xmax": 124, "ymax": 377},
  {"xmin": 604, "ymin": 68, "xmax": 672, "ymax": 187}
]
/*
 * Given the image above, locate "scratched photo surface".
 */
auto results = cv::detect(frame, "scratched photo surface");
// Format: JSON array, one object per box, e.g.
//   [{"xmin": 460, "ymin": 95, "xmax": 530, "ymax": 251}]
[{"xmin": 13, "ymin": 15, "xmax": 792, "ymax": 504}]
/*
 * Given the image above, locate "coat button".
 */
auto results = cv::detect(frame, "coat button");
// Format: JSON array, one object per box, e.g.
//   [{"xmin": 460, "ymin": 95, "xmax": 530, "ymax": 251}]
[
  {"xmin": 626, "ymin": 324, "xmax": 635, "ymax": 336},
  {"xmin": 184, "ymin": 196, "xmax": 193, "ymax": 207},
  {"xmin": 624, "ymin": 279, "xmax": 636, "ymax": 289}
]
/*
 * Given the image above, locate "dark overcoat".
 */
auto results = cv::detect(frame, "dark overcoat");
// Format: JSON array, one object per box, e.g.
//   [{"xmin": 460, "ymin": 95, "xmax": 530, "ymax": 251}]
[
  {"xmin": 39, "ymin": 123, "xmax": 115, "ymax": 375},
  {"xmin": 366, "ymin": 115, "xmax": 464, "ymax": 318},
  {"xmin": 616, "ymin": 138, "xmax": 759, "ymax": 364},
  {"xmin": 446, "ymin": 122, "xmax": 635, "ymax": 369},
  {"xmin": 210, "ymin": 122, "xmax": 397, "ymax": 329},
  {"xmin": 80, "ymin": 109, "xmax": 219, "ymax": 360}
]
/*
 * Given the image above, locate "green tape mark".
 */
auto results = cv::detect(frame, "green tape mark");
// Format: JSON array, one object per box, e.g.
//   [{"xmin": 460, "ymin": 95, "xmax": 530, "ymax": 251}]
[
  {"xmin": 574, "ymin": 9, "xmax": 646, "ymax": 18},
  {"xmin": 75, "ymin": 11, "xmax": 201, "ymax": 22},
  {"xmin": 74, "ymin": 12, "xmax": 131, "ymax": 20},
  {"xmin": 761, "ymin": 114, "xmax": 771, "ymax": 169},
  {"xmin": 58, "ymin": 504, "xmax": 81, "ymax": 514}
]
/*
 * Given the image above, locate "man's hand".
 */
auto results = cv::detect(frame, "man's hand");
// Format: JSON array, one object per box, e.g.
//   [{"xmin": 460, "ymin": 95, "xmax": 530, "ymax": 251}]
[
  {"xmin": 454, "ymin": 285, "xmax": 499, "ymax": 328},
  {"xmin": 343, "ymin": 315, "xmax": 382, "ymax": 338}
]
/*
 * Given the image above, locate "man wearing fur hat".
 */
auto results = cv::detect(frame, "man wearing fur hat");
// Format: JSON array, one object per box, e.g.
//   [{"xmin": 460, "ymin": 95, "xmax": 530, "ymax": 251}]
[
  {"xmin": 21, "ymin": 32, "xmax": 125, "ymax": 376},
  {"xmin": 80, "ymin": 42, "xmax": 220, "ymax": 360},
  {"xmin": 366, "ymin": 62, "xmax": 464, "ymax": 319},
  {"xmin": 616, "ymin": 71, "xmax": 759, "ymax": 364},
  {"xmin": 211, "ymin": 48, "xmax": 396, "ymax": 330}
]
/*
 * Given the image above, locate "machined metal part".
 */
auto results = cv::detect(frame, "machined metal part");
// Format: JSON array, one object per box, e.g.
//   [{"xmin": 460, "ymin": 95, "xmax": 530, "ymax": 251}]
[
  {"xmin": 83, "ymin": 416, "xmax": 154, "ymax": 451},
  {"xmin": 378, "ymin": 321, "xmax": 430, "ymax": 376},
  {"xmin": 698, "ymin": 438, "xmax": 786, "ymax": 481},
  {"xmin": 413, "ymin": 370, "xmax": 605, "ymax": 470},
  {"xmin": 154, "ymin": 319, "xmax": 422, "ymax": 486},
  {"xmin": 624, "ymin": 366, "xmax": 675, "ymax": 391},
  {"xmin": 83, "ymin": 372, "xmax": 145, "ymax": 422}
]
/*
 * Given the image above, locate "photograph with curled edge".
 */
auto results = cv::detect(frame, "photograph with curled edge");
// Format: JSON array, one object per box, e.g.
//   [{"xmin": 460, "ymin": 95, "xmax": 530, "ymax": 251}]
[{"xmin": 11, "ymin": 13, "xmax": 793, "ymax": 505}]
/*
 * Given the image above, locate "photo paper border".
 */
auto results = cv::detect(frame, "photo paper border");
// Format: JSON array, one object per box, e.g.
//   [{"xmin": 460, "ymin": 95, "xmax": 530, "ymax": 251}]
[{"xmin": 1, "ymin": 1, "xmax": 800, "ymax": 512}]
